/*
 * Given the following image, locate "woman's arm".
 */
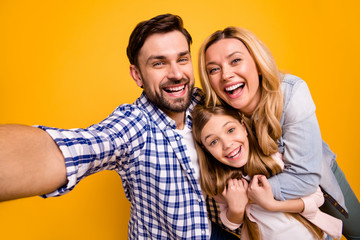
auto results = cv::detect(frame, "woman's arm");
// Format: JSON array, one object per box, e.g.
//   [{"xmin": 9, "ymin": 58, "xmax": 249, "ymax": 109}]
[
  {"xmin": 0, "ymin": 124, "xmax": 66, "ymax": 201},
  {"xmin": 248, "ymin": 175, "xmax": 304, "ymax": 212},
  {"xmin": 268, "ymin": 76, "xmax": 322, "ymax": 200}
]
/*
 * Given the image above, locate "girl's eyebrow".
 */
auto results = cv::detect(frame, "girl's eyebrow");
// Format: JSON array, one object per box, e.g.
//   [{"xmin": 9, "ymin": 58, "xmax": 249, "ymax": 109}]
[{"xmin": 203, "ymin": 120, "xmax": 236, "ymax": 142}]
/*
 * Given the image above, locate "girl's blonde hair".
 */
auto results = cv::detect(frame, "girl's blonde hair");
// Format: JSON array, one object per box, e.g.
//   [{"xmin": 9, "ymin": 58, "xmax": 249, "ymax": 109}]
[
  {"xmin": 198, "ymin": 27, "xmax": 283, "ymax": 156},
  {"xmin": 191, "ymin": 104, "xmax": 323, "ymax": 240}
]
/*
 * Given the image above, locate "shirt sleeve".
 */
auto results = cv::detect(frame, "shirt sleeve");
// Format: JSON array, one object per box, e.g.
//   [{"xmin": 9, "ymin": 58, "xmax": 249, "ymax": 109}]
[
  {"xmin": 300, "ymin": 187, "xmax": 343, "ymax": 239},
  {"xmin": 268, "ymin": 78, "xmax": 322, "ymax": 200},
  {"xmin": 218, "ymin": 203, "xmax": 242, "ymax": 230},
  {"xmin": 36, "ymin": 105, "xmax": 145, "ymax": 198}
]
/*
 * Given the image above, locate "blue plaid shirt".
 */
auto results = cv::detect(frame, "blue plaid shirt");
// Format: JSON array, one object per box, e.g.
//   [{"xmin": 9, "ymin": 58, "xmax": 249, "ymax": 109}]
[{"xmin": 38, "ymin": 88, "xmax": 212, "ymax": 239}]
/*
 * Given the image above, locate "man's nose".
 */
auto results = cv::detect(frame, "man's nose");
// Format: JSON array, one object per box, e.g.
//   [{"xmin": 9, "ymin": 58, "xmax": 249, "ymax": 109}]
[{"xmin": 167, "ymin": 63, "xmax": 182, "ymax": 80}]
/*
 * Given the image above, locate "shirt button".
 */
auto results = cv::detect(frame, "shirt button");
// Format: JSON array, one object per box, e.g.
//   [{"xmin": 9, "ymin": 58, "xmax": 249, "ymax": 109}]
[
  {"xmin": 187, "ymin": 169, "xmax": 191, "ymax": 173},
  {"xmin": 198, "ymin": 198, "xmax": 202, "ymax": 202},
  {"xmin": 175, "ymin": 136, "xmax": 180, "ymax": 141},
  {"xmin": 201, "ymin": 230, "xmax": 206, "ymax": 235}
]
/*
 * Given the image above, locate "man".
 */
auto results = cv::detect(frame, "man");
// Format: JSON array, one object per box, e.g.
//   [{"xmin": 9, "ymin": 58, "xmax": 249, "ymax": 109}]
[{"xmin": 0, "ymin": 14, "xmax": 239, "ymax": 240}]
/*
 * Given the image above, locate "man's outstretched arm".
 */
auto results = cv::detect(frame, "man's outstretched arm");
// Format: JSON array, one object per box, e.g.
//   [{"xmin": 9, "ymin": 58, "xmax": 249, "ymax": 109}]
[{"xmin": 0, "ymin": 124, "xmax": 67, "ymax": 201}]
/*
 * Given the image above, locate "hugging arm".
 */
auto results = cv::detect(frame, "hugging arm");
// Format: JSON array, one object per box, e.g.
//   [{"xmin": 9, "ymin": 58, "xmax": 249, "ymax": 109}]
[
  {"xmin": 268, "ymin": 78, "xmax": 322, "ymax": 200},
  {"xmin": 0, "ymin": 124, "xmax": 66, "ymax": 201}
]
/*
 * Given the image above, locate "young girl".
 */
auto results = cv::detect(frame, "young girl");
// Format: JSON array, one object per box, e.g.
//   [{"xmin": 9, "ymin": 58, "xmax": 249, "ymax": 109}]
[{"xmin": 191, "ymin": 104, "xmax": 342, "ymax": 240}]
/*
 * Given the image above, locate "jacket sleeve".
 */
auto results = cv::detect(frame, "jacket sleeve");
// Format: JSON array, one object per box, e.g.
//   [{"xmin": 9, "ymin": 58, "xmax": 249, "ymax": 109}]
[{"xmin": 268, "ymin": 77, "xmax": 322, "ymax": 200}]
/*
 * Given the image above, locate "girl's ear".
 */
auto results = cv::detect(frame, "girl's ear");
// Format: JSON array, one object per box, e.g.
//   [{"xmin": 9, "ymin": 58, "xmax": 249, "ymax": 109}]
[{"xmin": 130, "ymin": 65, "xmax": 143, "ymax": 88}]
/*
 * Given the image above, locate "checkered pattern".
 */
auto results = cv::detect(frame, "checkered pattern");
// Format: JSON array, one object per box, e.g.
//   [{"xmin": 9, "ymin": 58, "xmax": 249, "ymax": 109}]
[{"xmin": 37, "ymin": 88, "xmax": 214, "ymax": 239}]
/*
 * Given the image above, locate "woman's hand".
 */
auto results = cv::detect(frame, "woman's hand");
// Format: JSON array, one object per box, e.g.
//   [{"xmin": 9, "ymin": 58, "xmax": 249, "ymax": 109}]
[
  {"xmin": 248, "ymin": 175, "xmax": 306, "ymax": 213},
  {"xmin": 248, "ymin": 175, "xmax": 277, "ymax": 211}
]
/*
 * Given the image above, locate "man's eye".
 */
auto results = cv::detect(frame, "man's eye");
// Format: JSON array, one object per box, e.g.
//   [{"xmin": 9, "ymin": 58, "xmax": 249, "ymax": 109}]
[
  {"xmin": 178, "ymin": 58, "xmax": 188, "ymax": 63},
  {"xmin": 153, "ymin": 62, "xmax": 164, "ymax": 67}
]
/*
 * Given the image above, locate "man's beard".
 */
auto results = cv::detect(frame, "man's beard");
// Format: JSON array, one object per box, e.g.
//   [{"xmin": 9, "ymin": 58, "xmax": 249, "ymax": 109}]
[{"xmin": 143, "ymin": 79, "xmax": 194, "ymax": 113}]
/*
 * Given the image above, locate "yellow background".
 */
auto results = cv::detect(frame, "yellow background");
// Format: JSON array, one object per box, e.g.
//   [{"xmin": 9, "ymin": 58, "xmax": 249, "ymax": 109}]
[{"xmin": 0, "ymin": 0, "xmax": 359, "ymax": 239}]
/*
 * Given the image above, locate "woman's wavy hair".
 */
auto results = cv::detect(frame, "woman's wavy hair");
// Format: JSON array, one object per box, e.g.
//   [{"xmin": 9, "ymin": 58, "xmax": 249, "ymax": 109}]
[
  {"xmin": 198, "ymin": 27, "xmax": 283, "ymax": 156},
  {"xmin": 191, "ymin": 104, "xmax": 323, "ymax": 240}
]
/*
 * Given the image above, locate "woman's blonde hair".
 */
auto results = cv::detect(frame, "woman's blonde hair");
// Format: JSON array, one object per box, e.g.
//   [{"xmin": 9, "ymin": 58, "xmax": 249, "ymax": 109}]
[
  {"xmin": 191, "ymin": 104, "xmax": 323, "ymax": 240},
  {"xmin": 198, "ymin": 27, "xmax": 283, "ymax": 155}
]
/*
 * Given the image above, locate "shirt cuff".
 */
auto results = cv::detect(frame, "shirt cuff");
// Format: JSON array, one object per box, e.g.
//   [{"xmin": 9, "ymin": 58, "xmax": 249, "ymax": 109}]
[{"xmin": 36, "ymin": 125, "xmax": 78, "ymax": 198}]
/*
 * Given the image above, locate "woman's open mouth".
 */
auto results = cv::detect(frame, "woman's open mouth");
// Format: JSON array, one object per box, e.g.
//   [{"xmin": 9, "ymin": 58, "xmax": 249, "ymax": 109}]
[{"xmin": 224, "ymin": 83, "xmax": 244, "ymax": 96}]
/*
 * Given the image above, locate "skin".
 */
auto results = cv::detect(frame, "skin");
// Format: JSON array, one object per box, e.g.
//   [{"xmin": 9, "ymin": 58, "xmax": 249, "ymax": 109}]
[
  {"xmin": 205, "ymin": 38, "xmax": 261, "ymax": 116},
  {"xmin": 0, "ymin": 124, "xmax": 66, "ymax": 201},
  {"xmin": 130, "ymin": 31, "xmax": 195, "ymax": 129}
]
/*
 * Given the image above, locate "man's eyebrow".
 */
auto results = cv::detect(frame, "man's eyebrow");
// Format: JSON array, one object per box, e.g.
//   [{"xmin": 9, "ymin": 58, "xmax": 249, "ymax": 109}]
[
  {"xmin": 146, "ymin": 51, "xmax": 190, "ymax": 64},
  {"xmin": 179, "ymin": 51, "xmax": 190, "ymax": 57},
  {"xmin": 146, "ymin": 55, "xmax": 166, "ymax": 64}
]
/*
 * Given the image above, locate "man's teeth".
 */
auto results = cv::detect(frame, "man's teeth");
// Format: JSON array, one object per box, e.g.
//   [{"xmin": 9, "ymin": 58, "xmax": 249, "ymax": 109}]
[
  {"xmin": 225, "ymin": 83, "xmax": 244, "ymax": 92},
  {"xmin": 165, "ymin": 85, "xmax": 185, "ymax": 92}
]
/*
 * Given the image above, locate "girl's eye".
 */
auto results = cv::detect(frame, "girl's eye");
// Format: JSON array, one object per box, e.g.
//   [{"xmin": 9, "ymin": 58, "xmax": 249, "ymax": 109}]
[{"xmin": 210, "ymin": 139, "xmax": 218, "ymax": 146}]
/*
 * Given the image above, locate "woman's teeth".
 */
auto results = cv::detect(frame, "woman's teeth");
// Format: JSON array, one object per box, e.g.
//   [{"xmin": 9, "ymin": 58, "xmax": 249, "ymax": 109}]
[{"xmin": 225, "ymin": 83, "xmax": 244, "ymax": 94}]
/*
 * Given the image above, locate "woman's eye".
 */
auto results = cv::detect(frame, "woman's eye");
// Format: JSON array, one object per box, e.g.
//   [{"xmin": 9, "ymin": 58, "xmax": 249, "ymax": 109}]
[
  {"xmin": 232, "ymin": 58, "xmax": 241, "ymax": 64},
  {"xmin": 208, "ymin": 67, "xmax": 219, "ymax": 74},
  {"xmin": 210, "ymin": 139, "xmax": 218, "ymax": 146},
  {"xmin": 228, "ymin": 128, "xmax": 235, "ymax": 134}
]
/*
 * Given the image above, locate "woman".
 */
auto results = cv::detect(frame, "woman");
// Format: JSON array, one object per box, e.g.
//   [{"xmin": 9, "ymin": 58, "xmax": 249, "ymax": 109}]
[{"xmin": 198, "ymin": 27, "xmax": 360, "ymax": 239}]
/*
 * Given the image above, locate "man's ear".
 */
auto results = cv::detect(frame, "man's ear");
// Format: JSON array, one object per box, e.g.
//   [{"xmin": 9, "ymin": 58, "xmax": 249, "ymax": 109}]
[{"xmin": 130, "ymin": 65, "xmax": 143, "ymax": 88}]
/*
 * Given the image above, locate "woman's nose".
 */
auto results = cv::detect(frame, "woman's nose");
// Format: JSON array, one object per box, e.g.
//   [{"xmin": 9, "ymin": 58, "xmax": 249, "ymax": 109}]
[{"xmin": 222, "ymin": 65, "xmax": 234, "ymax": 81}]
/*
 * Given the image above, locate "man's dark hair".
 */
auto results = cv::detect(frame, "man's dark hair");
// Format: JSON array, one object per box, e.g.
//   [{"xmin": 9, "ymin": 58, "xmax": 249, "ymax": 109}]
[{"xmin": 126, "ymin": 14, "xmax": 192, "ymax": 67}]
